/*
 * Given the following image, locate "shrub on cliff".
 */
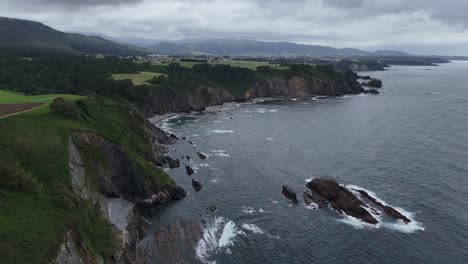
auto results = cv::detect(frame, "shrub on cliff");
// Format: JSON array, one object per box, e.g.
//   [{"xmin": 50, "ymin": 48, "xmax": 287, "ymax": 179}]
[
  {"xmin": 0, "ymin": 161, "xmax": 40, "ymax": 192},
  {"xmin": 50, "ymin": 97, "xmax": 81, "ymax": 118}
]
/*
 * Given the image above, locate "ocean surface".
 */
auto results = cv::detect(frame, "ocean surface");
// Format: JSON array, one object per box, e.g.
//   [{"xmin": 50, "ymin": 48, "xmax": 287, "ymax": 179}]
[{"xmin": 148, "ymin": 61, "xmax": 468, "ymax": 263}]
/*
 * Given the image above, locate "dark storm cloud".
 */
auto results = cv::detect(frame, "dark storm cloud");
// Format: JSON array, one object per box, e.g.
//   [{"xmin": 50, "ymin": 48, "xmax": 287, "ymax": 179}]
[{"xmin": 0, "ymin": 0, "xmax": 467, "ymax": 55}]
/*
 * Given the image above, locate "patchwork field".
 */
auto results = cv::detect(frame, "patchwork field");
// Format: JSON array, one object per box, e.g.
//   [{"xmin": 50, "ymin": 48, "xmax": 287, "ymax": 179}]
[{"xmin": 111, "ymin": 71, "xmax": 166, "ymax": 85}]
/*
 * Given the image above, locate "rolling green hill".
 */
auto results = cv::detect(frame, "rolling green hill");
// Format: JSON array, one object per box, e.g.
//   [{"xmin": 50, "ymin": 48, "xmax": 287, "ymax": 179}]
[{"xmin": 0, "ymin": 17, "xmax": 147, "ymax": 56}]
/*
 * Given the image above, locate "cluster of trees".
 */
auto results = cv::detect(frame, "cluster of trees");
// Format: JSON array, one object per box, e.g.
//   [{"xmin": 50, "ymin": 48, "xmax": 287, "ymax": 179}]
[
  {"xmin": 0, "ymin": 56, "xmax": 154, "ymax": 105},
  {"xmin": 149, "ymin": 63, "xmax": 258, "ymax": 95}
]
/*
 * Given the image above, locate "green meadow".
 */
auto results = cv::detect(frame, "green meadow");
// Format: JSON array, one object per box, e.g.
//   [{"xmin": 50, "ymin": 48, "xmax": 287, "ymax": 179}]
[
  {"xmin": 0, "ymin": 89, "xmax": 84, "ymax": 104},
  {"xmin": 111, "ymin": 71, "xmax": 166, "ymax": 85}
]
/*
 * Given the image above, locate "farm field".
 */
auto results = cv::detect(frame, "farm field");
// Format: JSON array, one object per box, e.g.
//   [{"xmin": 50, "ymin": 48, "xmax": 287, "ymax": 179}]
[
  {"xmin": 0, "ymin": 90, "xmax": 83, "ymax": 104},
  {"xmin": 111, "ymin": 71, "xmax": 165, "ymax": 85}
]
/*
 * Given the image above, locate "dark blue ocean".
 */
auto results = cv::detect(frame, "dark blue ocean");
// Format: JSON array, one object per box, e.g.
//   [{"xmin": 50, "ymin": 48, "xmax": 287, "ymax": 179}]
[{"xmin": 149, "ymin": 61, "xmax": 468, "ymax": 263}]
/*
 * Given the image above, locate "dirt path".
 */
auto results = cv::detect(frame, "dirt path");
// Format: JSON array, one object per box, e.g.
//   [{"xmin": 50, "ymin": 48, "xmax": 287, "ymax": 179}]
[{"xmin": 0, "ymin": 103, "xmax": 43, "ymax": 119}]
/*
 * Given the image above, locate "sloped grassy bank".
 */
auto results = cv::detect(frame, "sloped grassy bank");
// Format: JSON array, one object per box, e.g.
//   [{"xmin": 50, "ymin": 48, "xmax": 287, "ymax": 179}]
[{"xmin": 0, "ymin": 96, "xmax": 183, "ymax": 263}]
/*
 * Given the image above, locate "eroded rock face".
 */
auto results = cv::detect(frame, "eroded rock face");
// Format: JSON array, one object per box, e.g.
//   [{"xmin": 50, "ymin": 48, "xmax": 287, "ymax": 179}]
[
  {"xmin": 281, "ymin": 185, "xmax": 299, "ymax": 204},
  {"xmin": 150, "ymin": 86, "xmax": 237, "ymax": 114},
  {"xmin": 71, "ymin": 132, "xmax": 186, "ymax": 205},
  {"xmin": 245, "ymin": 73, "xmax": 364, "ymax": 99},
  {"xmin": 306, "ymin": 179, "xmax": 378, "ymax": 224}
]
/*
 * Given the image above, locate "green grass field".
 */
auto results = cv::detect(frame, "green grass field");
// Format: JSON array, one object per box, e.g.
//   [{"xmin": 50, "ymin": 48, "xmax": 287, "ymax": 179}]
[
  {"xmin": 0, "ymin": 90, "xmax": 84, "ymax": 104},
  {"xmin": 111, "ymin": 71, "xmax": 166, "ymax": 85},
  {"xmin": 158, "ymin": 60, "xmax": 287, "ymax": 70}
]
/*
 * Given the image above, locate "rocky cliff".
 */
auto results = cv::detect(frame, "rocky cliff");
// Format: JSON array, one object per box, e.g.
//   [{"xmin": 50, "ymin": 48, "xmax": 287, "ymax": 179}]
[
  {"xmin": 58, "ymin": 126, "xmax": 186, "ymax": 263},
  {"xmin": 150, "ymin": 86, "xmax": 238, "ymax": 115},
  {"xmin": 149, "ymin": 73, "xmax": 364, "ymax": 114},
  {"xmin": 245, "ymin": 74, "xmax": 364, "ymax": 99}
]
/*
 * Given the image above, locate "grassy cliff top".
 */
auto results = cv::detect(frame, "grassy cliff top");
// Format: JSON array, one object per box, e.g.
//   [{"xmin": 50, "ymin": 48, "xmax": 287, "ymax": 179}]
[{"xmin": 0, "ymin": 95, "xmax": 173, "ymax": 263}]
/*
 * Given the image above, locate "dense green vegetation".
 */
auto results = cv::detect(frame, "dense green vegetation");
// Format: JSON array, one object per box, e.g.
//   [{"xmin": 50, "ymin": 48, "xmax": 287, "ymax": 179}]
[
  {"xmin": 0, "ymin": 96, "xmax": 172, "ymax": 263},
  {"xmin": 159, "ymin": 60, "xmax": 286, "ymax": 70},
  {"xmin": 0, "ymin": 55, "xmax": 348, "ymax": 111}
]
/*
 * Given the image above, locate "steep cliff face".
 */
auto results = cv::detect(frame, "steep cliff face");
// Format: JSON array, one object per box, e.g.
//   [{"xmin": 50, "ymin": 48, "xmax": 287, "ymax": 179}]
[
  {"xmin": 149, "ymin": 73, "xmax": 364, "ymax": 114},
  {"xmin": 150, "ymin": 86, "xmax": 237, "ymax": 115},
  {"xmin": 245, "ymin": 74, "xmax": 364, "ymax": 99},
  {"xmin": 59, "ymin": 130, "xmax": 186, "ymax": 264},
  {"xmin": 70, "ymin": 132, "xmax": 186, "ymax": 205}
]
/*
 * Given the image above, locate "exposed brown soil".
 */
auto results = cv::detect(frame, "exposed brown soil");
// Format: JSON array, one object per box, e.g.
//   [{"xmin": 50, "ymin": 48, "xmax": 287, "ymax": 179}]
[{"xmin": 0, "ymin": 103, "xmax": 42, "ymax": 118}]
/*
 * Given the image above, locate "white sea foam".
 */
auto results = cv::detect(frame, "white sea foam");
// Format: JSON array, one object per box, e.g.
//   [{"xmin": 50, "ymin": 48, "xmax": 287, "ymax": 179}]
[
  {"xmin": 198, "ymin": 163, "xmax": 212, "ymax": 168},
  {"xmin": 257, "ymin": 109, "xmax": 266, "ymax": 113},
  {"xmin": 210, "ymin": 179, "xmax": 220, "ymax": 183},
  {"xmin": 214, "ymin": 153, "xmax": 230, "ymax": 157},
  {"xmin": 219, "ymin": 221, "xmax": 245, "ymax": 248},
  {"xmin": 259, "ymin": 208, "xmax": 265, "ymax": 213},
  {"xmin": 304, "ymin": 203, "xmax": 318, "ymax": 210},
  {"xmin": 209, "ymin": 130, "xmax": 235, "ymax": 134},
  {"xmin": 268, "ymin": 109, "xmax": 278, "ymax": 112},
  {"xmin": 213, "ymin": 120, "xmax": 222, "ymax": 123},
  {"xmin": 304, "ymin": 178, "xmax": 314, "ymax": 182},
  {"xmin": 266, "ymin": 137, "xmax": 274, "ymax": 141},
  {"xmin": 242, "ymin": 206, "xmax": 256, "ymax": 214},
  {"xmin": 195, "ymin": 217, "xmax": 244, "ymax": 264},
  {"xmin": 241, "ymin": 224, "xmax": 265, "ymax": 234}
]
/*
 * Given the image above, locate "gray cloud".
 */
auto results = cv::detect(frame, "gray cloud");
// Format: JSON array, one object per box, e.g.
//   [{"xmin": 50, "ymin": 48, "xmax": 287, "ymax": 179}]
[{"xmin": 0, "ymin": 0, "xmax": 467, "ymax": 55}]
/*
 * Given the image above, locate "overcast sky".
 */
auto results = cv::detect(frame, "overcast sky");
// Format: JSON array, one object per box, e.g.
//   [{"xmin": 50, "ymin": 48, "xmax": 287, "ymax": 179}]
[{"xmin": 1, "ymin": 0, "xmax": 468, "ymax": 55}]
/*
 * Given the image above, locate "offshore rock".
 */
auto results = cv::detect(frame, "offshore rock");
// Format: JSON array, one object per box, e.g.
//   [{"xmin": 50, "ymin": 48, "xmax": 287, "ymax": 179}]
[
  {"xmin": 281, "ymin": 185, "xmax": 299, "ymax": 204},
  {"xmin": 192, "ymin": 179, "xmax": 203, "ymax": 192},
  {"xmin": 185, "ymin": 165, "xmax": 194, "ymax": 176},
  {"xmin": 356, "ymin": 189, "xmax": 411, "ymax": 223},
  {"xmin": 306, "ymin": 179, "xmax": 378, "ymax": 224},
  {"xmin": 197, "ymin": 152, "xmax": 208, "ymax": 160},
  {"xmin": 363, "ymin": 79, "xmax": 383, "ymax": 88}
]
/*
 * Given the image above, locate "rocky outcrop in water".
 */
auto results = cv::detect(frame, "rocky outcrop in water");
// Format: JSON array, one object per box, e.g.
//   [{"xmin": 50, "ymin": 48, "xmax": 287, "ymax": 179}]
[
  {"xmin": 197, "ymin": 152, "xmax": 207, "ymax": 160},
  {"xmin": 281, "ymin": 185, "xmax": 299, "ymax": 204},
  {"xmin": 192, "ymin": 179, "xmax": 203, "ymax": 191},
  {"xmin": 306, "ymin": 179, "xmax": 378, "ymax": 224},
  {"xmin": 364, "ymin": 89, "xmax": 380, "ymax": 94},
  {"xmin": 304, "ymin": 178, "xmax": 412, "ymax": 225},
  {"xmin": 303, "ymin": 191, "xmax": 323, "ymax": 208},
  {"xmin": 363, "ymin": 79, "xmax": 383, "ymax": 88},
  {"xmin": 186, "ymin": 165, "xmax": 195, "ymax": 175},
  {"xmin": 245, "ymin": 72, "xmax": 364, "ymax": 99},
  {"xmin": 164, "ymin": 156, "xmax": 180, "ymax": 168},
  {"xmin": 355, "ymin": 189, "xmax": 411, "ymax": 223}
]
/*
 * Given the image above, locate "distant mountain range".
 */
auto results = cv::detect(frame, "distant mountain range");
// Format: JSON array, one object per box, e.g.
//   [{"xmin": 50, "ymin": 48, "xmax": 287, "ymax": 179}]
[
  {"xmin": 0, "ymin": 16, "xmax": 411, "ymax": 57},
  {"xmin": 0, "ymin": 17, "xmax": 146, "ymax": 56},
  {"xmin": 145, "ymin": 38, "xmax": 410, "ymax": 57}
]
